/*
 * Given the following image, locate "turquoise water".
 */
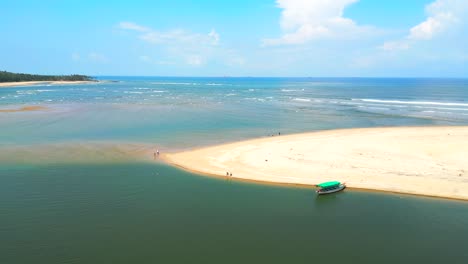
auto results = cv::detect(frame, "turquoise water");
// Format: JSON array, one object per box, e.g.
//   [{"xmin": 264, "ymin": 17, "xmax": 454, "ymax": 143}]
[
  {"xmin": 1, "ymin": 77, "xmax": 467, "ymax": 148},
  {"xmin": 1, "ymin": 77, "xmax": 468, "ymax": 263}
]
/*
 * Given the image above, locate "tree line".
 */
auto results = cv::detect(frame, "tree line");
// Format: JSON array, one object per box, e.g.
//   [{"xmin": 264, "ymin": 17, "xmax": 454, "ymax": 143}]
[{"xmin": 0, "ymin": 71, "xmax": 94, "ymax": 82}]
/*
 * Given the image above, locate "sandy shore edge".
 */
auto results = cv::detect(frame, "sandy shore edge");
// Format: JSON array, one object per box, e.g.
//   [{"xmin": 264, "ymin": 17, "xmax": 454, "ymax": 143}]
[
  {"xmin": 164, "ymin": 126, "xmax": 468, "ymax": 201},
  {"xmin": 0, "ymin": 80, "xmax": 99, "ymax": 88}
]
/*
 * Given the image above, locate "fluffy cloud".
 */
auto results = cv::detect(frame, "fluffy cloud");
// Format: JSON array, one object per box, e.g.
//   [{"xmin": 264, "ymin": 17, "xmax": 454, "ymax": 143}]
[
  {"xmin": 263, "ymin": 0, "xmax": 372, "ymax": 46},
  {"xmin": 119, "ymin": 22, "xmax": 219, "ymax": 46},
  {"xmin": 408, "ymin": 0, "xmax": 464, "ymax": 40},
  {"xmin": 381, "ymin": 0, "xmax": 467, "ymax": 51},
  {"xmin": 118, "ymin": 22, "xmax": 242, "ymax": 67},
  {"xmin": 119, "ymin": 22, "xmax": 151, "ymax": 32}
]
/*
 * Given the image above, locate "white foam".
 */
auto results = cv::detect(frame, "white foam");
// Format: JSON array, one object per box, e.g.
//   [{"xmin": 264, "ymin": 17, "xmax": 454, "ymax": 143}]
[
  {"xmin": 281, "ymin": 89, "xmax": 302, "ymax": 92},
  {"xmin": 36, "ymin": 89, "xmax": 55, "ymax": 92},
  {"xmin": 152, "ymin": 82, "xmax": 199, "ymax": 85},
  {"xmin": 352, "ymin": 98, "xmax": 468, "ymax": 107},
  {"xmin": 293, "ymin": 98, "xmax": 311, "ymax": 102}
]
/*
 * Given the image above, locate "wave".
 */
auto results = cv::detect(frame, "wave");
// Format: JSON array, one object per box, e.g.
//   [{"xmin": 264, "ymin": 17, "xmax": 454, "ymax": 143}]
[
  {"xmin": 35, "ymin": 89, "xmax": 55, "ymax": 92},
  {"xmin": 292, "ymin": 98, "xmax": 311, "ymax": 102},
  {"xmin": 344, "ymin": 100, "xmax": 468, "ymax": 112},
  {"xmin": 352, "ymin": 98, "xmax": 468, "ymax": 107},
  {"xmin": 281, "ymin": 89, "xmax": 304, "ymax": 92},
  {"xmin": 152, "ymin": 82, "xmax": 199, "ymax": 86}
]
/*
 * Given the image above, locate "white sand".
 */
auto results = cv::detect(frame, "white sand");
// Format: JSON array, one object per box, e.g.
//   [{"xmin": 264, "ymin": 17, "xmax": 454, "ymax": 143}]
[
  {"xmin": 0, "ymin": 80, "xmax": 97, "ymax": 87},
  {"xmin": 165, "ymin": 126, "xmax": 468, "ymax": 200}
]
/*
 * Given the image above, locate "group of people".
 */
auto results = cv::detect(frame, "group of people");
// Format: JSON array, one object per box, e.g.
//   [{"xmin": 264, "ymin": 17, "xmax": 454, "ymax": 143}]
[{"xmin": 226, "ymin": 172, "xmax": 233, "ymax": 177}]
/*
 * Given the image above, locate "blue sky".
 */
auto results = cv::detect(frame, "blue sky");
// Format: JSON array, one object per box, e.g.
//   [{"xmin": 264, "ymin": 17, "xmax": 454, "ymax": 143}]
[{"xmin": 1, "ymin": 0, "xmax": 467, "ymax": 77}]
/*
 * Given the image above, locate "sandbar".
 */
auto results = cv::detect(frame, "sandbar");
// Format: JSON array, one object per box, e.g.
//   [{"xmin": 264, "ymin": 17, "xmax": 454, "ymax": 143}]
[
  {"xmin": 164, "ymin": 126, "xmax": 468, "ymax": 200},
  {"xmin": 0, "ymin": 80, "xmax": 97, "ymax": 88},
  {"xmin": 0, "ymin": 105, "xmax": 48, "ymax": 112}
]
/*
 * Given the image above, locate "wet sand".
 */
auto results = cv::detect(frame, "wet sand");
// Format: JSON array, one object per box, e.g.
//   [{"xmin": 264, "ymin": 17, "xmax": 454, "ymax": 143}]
[{"xmin": 164, "ymin": 126, "xmax": 468, "ymax": 200}]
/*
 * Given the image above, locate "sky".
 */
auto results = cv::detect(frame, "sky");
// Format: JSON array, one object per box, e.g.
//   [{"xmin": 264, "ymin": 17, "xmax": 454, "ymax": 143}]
[{"xmin": 1, "ymin": 0, "xmax": 467, "ymax": 77}]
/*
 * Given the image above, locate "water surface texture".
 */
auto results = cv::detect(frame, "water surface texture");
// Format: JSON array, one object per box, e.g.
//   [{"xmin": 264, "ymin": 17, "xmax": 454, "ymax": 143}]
[
  {"xmin": 1, "ymin": 77, "xmax": 468, "ymax": 263},
  {"xmin": 2, "ymin": 163, "xmax": 468, "ymax": 264},
  {"xmin": 1, "ymin": 77, "xmax": 468, "ymax": 148}
]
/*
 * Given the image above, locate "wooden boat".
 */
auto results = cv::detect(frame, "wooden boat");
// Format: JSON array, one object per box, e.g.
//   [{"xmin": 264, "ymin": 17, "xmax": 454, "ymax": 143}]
[{"xmin": 316, "ymin": 181, "xmax": 346, "ymax": 195}]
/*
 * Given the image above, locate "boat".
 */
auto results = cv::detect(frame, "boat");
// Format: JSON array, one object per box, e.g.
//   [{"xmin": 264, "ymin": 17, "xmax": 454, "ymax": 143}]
[{"xmin": 316, "ymin": 181, "xmax": 346, "ymax": 195}]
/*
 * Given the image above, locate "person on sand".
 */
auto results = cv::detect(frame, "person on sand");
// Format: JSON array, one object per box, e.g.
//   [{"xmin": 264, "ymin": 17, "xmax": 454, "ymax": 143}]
[{"xmin": 156, "ymin": 149, "xmax": 160, "ymax": 156}]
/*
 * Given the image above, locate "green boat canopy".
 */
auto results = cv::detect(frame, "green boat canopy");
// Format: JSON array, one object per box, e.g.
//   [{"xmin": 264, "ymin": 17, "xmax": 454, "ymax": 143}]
[{"xmin": 316, "ymin": 181, "xmax": 341, "ymax": 189}]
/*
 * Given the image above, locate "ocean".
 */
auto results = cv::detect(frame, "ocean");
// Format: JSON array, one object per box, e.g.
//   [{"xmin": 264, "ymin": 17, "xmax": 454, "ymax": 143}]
[{"xmin": 1, "ymin": 77, "xmax": 468, "ymax": 263}]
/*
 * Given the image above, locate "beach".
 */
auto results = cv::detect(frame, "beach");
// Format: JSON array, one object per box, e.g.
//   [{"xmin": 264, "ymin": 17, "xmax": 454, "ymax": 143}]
[
  {"xmin": 2, "ymin": 77, "xmax": 468, "ymax": 264},
  {"xmin": 0, "ymin": 80, "xmax": 97, "ymax": 87},
  {"xmin": 165, "ymin": 126, "xmax": 468, "ymax": 200}
]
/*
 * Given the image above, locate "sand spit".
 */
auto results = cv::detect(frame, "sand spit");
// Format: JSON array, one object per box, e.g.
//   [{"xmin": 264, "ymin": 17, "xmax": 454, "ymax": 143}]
[
  {"xmin": 0, "ymin": 80, "xmax": 98, "ymax": 88},
  {"xmin": 165, "ymin": 126, "xmax": 468, "ymax": 200}
]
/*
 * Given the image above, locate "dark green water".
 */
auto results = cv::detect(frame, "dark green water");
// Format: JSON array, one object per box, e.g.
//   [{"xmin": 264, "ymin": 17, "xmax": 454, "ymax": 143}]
[{"xmin": 1, "ymin": 163, "xmax": 467, "ymax": 264}]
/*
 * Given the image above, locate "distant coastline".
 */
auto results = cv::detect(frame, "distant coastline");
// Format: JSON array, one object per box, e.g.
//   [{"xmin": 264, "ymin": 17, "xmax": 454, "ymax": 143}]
[{"xmin": 0, "ymin": 71, "xmax": 96, "ymax": 87}]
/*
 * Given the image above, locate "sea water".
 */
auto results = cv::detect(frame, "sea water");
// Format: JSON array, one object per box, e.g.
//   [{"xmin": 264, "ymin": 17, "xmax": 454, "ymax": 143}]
[
  {"xmin": 1, "ymin": 77, "xmax": 468, "ymax": 148},
  {"xmin": 1, "ymin": 77, "xmax": 468, "ymax": 263}
]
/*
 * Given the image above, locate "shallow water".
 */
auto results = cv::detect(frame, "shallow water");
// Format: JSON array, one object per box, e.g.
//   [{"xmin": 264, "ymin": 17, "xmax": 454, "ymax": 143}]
[
  {"xmin": 1, "ymin": 163, "xmax": 468, "ymax": 264},
  {"xmin": 1, "ymin": 77, "xmax": 467, "ymax": 149}
]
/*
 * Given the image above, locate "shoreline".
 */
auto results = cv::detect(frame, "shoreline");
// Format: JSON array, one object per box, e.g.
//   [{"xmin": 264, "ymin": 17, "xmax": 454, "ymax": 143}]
[
  {"xmin": 0, "ymin": 80, "xmax": 99, "ymax": 88},
  {"xmin": 166, "ymin": 158, "xmax": 468, "ymax": 202},
  {"xmin": 163, "ymin": 126, "xmax": 468, "ymax": 201}
]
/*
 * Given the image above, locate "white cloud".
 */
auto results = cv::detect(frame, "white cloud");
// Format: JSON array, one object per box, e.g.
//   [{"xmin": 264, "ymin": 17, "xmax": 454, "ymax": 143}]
[
  {"xmin": 263, "ymin": 0, "xmax": 372, "ymax": 46},
  {"xmin": 119, "ymin": 22, "xmax": 219, "ymax": 46},
  {"xmin": 380, "ymin": 0, "xmax": 467, "ymax": 50},
  {"xmin": 119, "ymin": 22, "xmax": 151, "ymax": 32},
  {"xmin": 408, "ymin": 0, "xmax": 461, "ymax": 40}
]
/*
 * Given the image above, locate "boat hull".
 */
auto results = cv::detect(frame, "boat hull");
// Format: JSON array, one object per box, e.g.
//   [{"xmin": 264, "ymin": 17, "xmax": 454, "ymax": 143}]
[{"xmin": 316, "ymin": 184, "xmax": 346, "ymax": 195}]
